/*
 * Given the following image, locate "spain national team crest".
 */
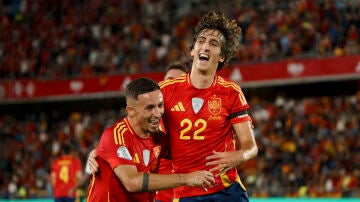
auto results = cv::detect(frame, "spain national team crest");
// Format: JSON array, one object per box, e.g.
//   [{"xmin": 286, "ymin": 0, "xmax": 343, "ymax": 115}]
[
  {"xmin": 208, "ymin": 95, "xmax": 222, "ymax": 120},
  {"xmin": 192, "ymin": 97, "xmax": 204, "ymax": 114},
  {"xmin": 153, "ymin": 146, "xmax": 161, "ymax": 158}
]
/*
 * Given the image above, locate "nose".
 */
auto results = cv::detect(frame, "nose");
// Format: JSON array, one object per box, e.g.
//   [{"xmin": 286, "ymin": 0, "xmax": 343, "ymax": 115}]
[
  {"xmin": 153, "ymin": 106, "xmax": 163, "ymax": 118},
  {"xmin": 202, "ymin": 41, "xmax": 210, "ymax": 50}
]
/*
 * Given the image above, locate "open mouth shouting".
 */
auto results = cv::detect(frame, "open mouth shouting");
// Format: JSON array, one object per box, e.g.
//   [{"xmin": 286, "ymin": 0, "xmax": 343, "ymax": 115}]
[{"xmin": 199, "ymin": 53, "xmax": 210, "ymax": 63}]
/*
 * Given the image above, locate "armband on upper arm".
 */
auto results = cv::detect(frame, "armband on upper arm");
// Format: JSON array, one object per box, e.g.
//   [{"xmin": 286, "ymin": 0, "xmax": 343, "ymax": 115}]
[{"xmin": 229, "ymin": 110, "xmax": 248, "ymax": 119}]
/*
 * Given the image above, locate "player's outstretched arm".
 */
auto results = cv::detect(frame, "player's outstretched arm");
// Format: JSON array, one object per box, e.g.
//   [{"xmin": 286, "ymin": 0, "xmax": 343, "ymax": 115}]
[{"xmin": 114, "ymin": 164, "xmax": 215, "ymax": 192}]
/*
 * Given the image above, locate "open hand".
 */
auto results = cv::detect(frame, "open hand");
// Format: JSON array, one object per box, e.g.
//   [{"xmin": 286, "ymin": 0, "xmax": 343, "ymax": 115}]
[{"xmin": 205, "ymin": 150, "xmax": 240, "ymax": 177}]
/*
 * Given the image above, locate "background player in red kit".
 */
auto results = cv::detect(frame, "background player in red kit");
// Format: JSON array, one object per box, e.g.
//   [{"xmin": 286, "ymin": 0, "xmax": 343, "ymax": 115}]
[
  {"xmin": 50, "ymin": 144, "xmax": 83, "ymax": 202},
  {"xmin": 156, "ymin": 62, "xmax": 188, "ymax": 202},
  {"xmin": 158, "ymin": 11, "xmax": 258, "ymax": 201},
  {"xmin": 86, "ymin": 78, "xmax": 214, "ymax": 202}
]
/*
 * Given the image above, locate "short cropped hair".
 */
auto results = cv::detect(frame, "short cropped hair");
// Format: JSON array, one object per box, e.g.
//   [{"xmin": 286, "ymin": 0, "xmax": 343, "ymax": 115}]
[
  {"xmin": 125, "ymin": 77, "xmax": 160, "ymax": 100},
  {"xmin": 165, "ymin": 61, "xmax": 189, "ymax": 74}
]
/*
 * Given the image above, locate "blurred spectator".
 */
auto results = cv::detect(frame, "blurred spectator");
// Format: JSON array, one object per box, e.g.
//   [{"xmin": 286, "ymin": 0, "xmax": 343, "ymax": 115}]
[{"xmin": 0, "ymin": 0, "xmax": 359, "ymax": 80}]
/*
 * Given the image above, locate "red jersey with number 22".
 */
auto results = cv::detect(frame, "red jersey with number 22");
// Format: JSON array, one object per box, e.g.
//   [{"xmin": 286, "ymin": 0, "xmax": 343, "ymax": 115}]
[{"xmin": 159, "ymin": 74, "xmax": 251, "ymax": 198}]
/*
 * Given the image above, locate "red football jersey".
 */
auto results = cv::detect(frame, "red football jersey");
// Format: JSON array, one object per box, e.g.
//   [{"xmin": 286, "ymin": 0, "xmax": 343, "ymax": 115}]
[
  {"xmin": 51, "ymin": 155, "xmax": 82, "ymax": 198},
  {"xmin": 86, "ymin": 117, "xmax": 169, "ymax": 202},
  {"xmin": 156, "ymin": 159, "xmax": 174, "ymax": 201},
  {"xmin": 159, "ymin": 74, "xmax": 251, "ymax": 198}
]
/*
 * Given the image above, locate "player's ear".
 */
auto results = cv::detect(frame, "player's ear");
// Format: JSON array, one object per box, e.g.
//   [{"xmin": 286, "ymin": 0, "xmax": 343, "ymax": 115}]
[
  {"xmin": 190, "ymin": 48, "xmax": 194, "ymax": 57},
  {"xmin": 219, "ymin": 52, "xmax": 225, "ymax": 63},
  {"xmin": 126, "ymin": 105, "xmax": 135, "ymax": 117},
  {"xmin": 219, "ymin": 56, "xmax": 224, "ymax": 63}
]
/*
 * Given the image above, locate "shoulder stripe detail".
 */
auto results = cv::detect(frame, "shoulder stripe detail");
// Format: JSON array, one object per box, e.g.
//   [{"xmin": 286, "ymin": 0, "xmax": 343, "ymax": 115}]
[
  {"xmin": 159, "ymin": 75, "xmax": 186, "ymax": 88},
  {"xmin": 113, "ymin": 121, "xmax": 127, "ymax": 145},
  {"xmin": 86, "ymin": 175, "xmax": 96, "ymax": 202},
  {"xmin": 217, "ymin": 77, "xmax": 248, "ymax": 105},
  {"xmin": 217, "ymin": 77, "xmax": 241, "ymax": 91}
]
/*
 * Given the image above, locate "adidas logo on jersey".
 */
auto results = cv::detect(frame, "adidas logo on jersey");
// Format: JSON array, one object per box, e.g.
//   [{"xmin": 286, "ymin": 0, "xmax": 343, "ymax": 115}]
[{"xmin": 171, "ymin": 102, "xmax": 185, "ymax": 111}]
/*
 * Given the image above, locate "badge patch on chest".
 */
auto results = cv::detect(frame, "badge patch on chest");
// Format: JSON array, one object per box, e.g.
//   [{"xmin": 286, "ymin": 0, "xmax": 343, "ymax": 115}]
[
  {"xmin": 208, "ymin": 95, "xmax": 221, "ymax": 115},
  {"xmin": 143, "ymin": 149, "xmax": 150, "ymax": 166},
  {"xmin": 192, "ymin": 97, "xmax": 204, "ymax": 114},
  {"xmin": 117, "ymin": 146, "xmax": 132, "ymax": 160}
]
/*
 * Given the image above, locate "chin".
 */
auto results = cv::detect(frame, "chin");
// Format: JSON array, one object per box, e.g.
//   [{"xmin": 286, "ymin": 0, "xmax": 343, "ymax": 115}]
[{"xmin": 149, "ymin": 127, "xmax": 160, "ymax": 134}]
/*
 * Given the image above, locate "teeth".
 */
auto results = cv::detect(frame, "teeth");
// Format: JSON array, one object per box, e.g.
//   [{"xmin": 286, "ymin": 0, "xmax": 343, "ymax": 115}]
[
  {"xmin": 150, "ymin": 120, "xmax": 159, "ymax": 124},
  {"xmin": 199, "ymin": 54, "xmax": 209, "ymax": 59}
]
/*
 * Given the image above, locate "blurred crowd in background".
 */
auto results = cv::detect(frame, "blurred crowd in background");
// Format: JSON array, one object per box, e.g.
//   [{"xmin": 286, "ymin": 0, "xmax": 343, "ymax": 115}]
[
  {"xmin": 0, "ymin": 0, "xmax": 360, "ymax": 200},
  {"xmin": 0, "ymin": 94, "xmax": 359, "ymax": 199},
  {"xmin": 0, "ymin": 0, "xmax": 359, "ymax": 79},
  {"xmin": 241, "ymin": 93, "xmax": 360, "ymax": 197}
]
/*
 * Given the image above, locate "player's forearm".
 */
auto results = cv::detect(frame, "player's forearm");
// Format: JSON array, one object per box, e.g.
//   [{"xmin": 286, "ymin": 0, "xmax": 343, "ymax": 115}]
[
  {"xmin": 120, "ymin": 172, "xmax": 186, "ymax": 193},
  {"xmin": 141, "ymin": 173, "xmax": 187, "ymax": 192},
  {"xmin": 115, "ymin": 165, "xmax": 213, "ymax": 193},
  {"xmin": 144, "ymin": 171, "xmax": 214, "ymax": 192},
  {"xmin": 234, "ymin": 122, "xmax": 258, "ymax": 162},
  {"xmin": 239, "ymin": 144, "xmax": 258, "ymax": 162},
  {"xmin": 121, "ymin": 171, "xmax": 212, "ymax": 193}
]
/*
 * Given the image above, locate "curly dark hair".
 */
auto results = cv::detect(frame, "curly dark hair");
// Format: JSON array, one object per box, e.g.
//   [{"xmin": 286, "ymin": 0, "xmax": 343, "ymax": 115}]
[{"xmin": 191, "ymin": 11, "xmax": 242, "ymax": 70}]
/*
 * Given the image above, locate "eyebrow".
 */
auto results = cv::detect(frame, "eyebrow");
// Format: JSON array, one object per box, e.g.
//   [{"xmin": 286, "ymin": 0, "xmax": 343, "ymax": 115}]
[
  {"xmin": 197, "ymin": 36, "xmax": 221, "ymax": 45},
  {"xmin": 145, "ymin": 104, "xmax": 156, "ymax": 109}
]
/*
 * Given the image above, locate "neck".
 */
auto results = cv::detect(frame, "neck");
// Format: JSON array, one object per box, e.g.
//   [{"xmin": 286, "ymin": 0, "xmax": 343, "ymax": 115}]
[
  {"xmin": 127, "ymin": 117, "xmax": 149, "ymax": 138},
  {"xmin": 190, "ymin": 68, "xmax": 216, "ymax": 89}
]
